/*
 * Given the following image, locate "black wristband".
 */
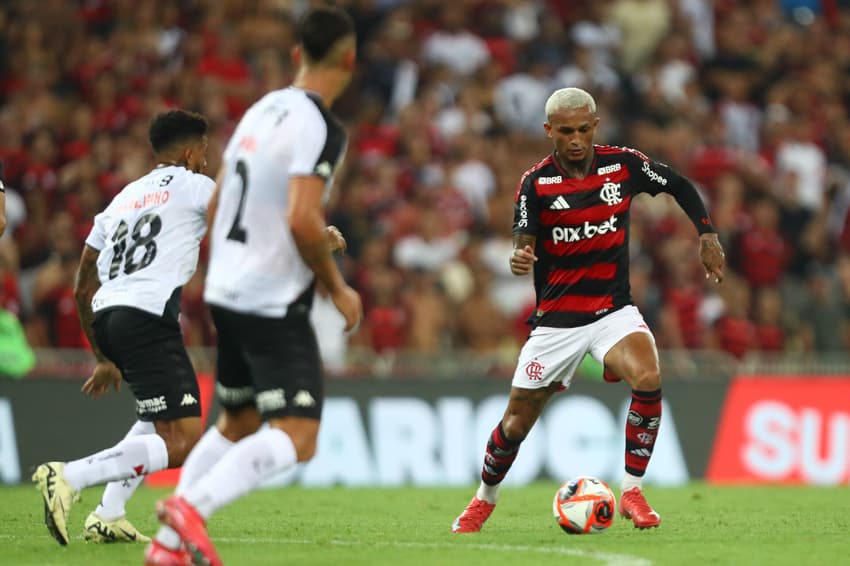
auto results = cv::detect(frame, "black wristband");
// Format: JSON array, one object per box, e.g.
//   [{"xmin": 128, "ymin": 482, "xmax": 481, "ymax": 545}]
[{"xmin": 669, "ymin": 177, "xmax": 714, "ymax": 234}]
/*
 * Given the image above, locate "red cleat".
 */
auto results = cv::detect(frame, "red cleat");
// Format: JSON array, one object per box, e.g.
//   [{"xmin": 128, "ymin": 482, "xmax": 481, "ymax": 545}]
[
  {"xmin": 619, "ymin": 488, "xmax": 661, "ymax": 529},
  {"xmin": 156, "ymin": 496, "xmax": 222, "ymax": 566},
  {"xmin": 451, "ymin": 497, "xmax": 496, "ymax": 533},
  {"xmin": 144, "ymin": 539, "xmax": 191, "ymax": 566},
  {"xmin": 603, "ymin": 367, "xmax": 622, "ymax": 383}
]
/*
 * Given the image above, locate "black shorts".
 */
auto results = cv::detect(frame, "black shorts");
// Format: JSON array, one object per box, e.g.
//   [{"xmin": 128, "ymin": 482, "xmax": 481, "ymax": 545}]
[
  {"xmin": 93, "ymin": 307, "xmax": 201, "ymax": 422},
  {"xmin": 210, "ymin": 304, "xmax": 323, "ymax": 420}
]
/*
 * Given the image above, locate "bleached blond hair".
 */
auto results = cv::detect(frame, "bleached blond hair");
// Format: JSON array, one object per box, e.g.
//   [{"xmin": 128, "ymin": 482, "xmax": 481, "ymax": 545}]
[{"xmin": 544, "ymin": 87, "xmax": 597, "ymax": 119}]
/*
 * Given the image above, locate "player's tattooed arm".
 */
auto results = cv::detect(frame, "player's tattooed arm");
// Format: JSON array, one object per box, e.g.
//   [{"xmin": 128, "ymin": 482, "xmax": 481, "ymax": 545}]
[
  {"xmin": 699, "ymin": 233, "xmax": 726, "ymax": 284},
  {"xmin": 510, "ymin": 234, "xmax": 538, "ymax": 276},
  {"xmin": 73, "ymin": 245, "xmax": 108, "ymax": 363}
]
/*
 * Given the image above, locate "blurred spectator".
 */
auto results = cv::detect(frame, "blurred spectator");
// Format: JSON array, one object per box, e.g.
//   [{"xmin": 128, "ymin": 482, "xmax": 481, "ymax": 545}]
[
  {"xmin": 453, "ymin": 263, "xmax": 513, "ymax": 358},
  {"xmin": 733, "ymin": 197, "xmax": 790, "ymax": 289},
  {"xmin": 609, "ymin": 0, "xmax": 672, "ymax": 73},
  {"xmin": 421, "ymin": 4, "xmax": 490, "ymax": 78},
  {"xmin": 1, "ymin": 0, "xmax": 850, "ymax": 367},
  {"xmin": 401, "ymin": 269, "xmax": 450, "ymax": 354},
  {"xmin": 393, "ymin": 206, "xmax": 467, "ymax": 272},
  {"xmin": 753, "ymin": 287, "xmax": 786, "ymax": 352},
  {"xmin": 710, "ymin": 276, "xmax": 758, "ymax": 359},
  {"xmin": 799, "ymin": 264, "xmax": 846, "ymax": 351}
]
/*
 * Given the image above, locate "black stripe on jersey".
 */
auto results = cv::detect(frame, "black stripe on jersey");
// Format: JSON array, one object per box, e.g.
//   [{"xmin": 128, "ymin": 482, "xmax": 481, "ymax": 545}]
[
  {"xmin": 304, "ymin": 92, "xmax": 348, "ymax": 180},
  {"xmin": 538, "ymin": 237, "xmax": 625, "ymax": 269}
]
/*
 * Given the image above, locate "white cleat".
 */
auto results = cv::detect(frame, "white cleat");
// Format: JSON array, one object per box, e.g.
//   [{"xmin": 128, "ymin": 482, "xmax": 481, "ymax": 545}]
[{"xmin": 32, "ymin": 462, "xmax": 80, "ymax": 545}]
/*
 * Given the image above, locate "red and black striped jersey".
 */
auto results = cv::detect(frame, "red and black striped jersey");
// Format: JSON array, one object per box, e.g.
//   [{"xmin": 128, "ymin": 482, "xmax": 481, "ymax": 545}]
[{"xmin": 513, "ymin": 144, "xmax": 710, "ymax": 328}]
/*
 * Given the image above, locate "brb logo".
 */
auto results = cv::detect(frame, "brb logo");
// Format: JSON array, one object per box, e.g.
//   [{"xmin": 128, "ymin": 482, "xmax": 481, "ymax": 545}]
[
  {"xmin": 538, "ymin": 176, "xmax": 562, "ymax": 185},
  {"xmin": 551, "ymin": 215, "xmax": 618, "ymax": 244}
]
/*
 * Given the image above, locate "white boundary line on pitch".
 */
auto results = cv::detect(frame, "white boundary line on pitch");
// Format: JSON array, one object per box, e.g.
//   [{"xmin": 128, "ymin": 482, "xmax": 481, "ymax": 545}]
[
  {"xmin": 215, "ymin": 537, "xmax": 653, "ymax": 566},
  {"xmin": 0, "ymin": 534, "xmax": 652, "ymax": 566}
]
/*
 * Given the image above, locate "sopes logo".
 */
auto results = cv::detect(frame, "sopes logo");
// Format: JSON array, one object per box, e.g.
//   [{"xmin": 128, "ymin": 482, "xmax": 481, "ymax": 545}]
[
  {"xmin": 518, "ymin": 195, "xmax": 529, "ymax": 228},
  {"xmin": 551, "ymin": 215, "xmax": 618, "ymax": 244},
  {"xmin": 641, "ymin": 161, "xmax": 668, "ymax": 186},
  {"xmin": 538, "ymin": 176, "xmax": 562, "ymax": 185}
]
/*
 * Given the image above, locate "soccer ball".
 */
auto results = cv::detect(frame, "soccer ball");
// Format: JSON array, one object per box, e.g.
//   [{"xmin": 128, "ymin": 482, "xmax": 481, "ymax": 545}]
[{"xmin": 552, "ymin": 476, "xmax": 616, "ymax": 534}]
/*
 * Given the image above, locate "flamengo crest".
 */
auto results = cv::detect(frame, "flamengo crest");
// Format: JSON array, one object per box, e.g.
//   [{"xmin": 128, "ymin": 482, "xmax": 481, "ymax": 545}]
[{"xmin": 600, "ymin": 182, "xmax": 622, "ymax": 205}]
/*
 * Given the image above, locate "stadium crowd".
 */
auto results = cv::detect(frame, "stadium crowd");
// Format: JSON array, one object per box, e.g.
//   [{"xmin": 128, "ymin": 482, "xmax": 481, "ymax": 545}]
[{"xmin": 2, "ymin": 0, "xmax": 850, "ymax": 374}]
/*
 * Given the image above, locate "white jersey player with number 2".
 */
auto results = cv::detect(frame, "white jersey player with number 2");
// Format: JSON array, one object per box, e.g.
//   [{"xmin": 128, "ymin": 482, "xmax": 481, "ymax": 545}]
[
  {"xmin": 147, "ymin": 10, "xmax": 363, "ymax": 565},
  {"xmin": 205, "ymin": 87, "xmax": 346, "ymax": 316}
]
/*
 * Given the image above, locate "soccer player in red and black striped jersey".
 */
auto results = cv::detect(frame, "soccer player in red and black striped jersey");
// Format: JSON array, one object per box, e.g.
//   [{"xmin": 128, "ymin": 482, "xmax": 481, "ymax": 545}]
[{"xmin": 452, "ymin": 87, "xmax": 725, "ymax": 533}]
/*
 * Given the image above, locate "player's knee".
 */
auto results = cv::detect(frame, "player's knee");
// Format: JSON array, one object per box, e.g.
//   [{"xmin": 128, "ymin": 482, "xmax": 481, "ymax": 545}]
[
  {"xmin": 158, "ymin": 426, "xmax": 201, "ymax": 467},
  {"xmin": 501, "ymin": 416, "xmax": 532, "ymax": 442},
  {"xmin": 217, "ymin": 407, "xmax": 261, "ymax": 442},
  {"xmin": 274, "ymin": 429, "xmax": 317, "ymax": 462},
  {"xmin": 630, "ymin": 367, "xmax": 661, "ymax": 391},
  {"xmin": 295, "ymin": 440, "xmax": 317, "ymax": 463},
  {"xmin": 164, "ymin": 434, "xmax": 195, "ymax": 467}
]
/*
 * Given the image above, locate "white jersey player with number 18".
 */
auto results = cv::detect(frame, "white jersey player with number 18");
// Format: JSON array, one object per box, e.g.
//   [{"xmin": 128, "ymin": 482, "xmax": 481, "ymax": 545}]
[
  {"xmin": 89, "ymin": 165, "xmax": 212, "ymax": 321},
  {"xmin": 33, "ymin": 110, "xmax": 213, "ymax": 549}
]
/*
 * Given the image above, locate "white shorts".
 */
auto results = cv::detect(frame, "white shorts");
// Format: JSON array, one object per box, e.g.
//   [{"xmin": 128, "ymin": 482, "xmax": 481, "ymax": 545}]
[{"xmin": 511, "ymin": 305, "xmax": 654, "ymax": 390}]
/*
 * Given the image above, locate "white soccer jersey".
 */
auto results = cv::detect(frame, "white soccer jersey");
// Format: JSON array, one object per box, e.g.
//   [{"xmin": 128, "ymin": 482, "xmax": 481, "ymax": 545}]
[
  {"xmin": 85, "ymin": 165, "xmax": 214, "ymax": 320},
  {"xmin": 204, "ymin": 87, "xmax": 348, "ymax": 317}
]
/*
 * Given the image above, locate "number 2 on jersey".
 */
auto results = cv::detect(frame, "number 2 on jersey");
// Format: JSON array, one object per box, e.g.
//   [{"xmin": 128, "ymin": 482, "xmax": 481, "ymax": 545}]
[
  {"xmin": 226, "ymin": 160, "xmax": 249, "ymax": 243},
  {"xmin": 109, "ymin": 213, "xmax": 162, "ymax": 279}
]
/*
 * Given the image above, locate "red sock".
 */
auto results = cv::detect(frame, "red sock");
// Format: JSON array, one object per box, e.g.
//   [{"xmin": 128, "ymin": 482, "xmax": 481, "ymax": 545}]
[
  {"xmin": 624, "ymin": 389, "xmax": 662, "ymax": 476},
  {"xmin": 481, "ymin": 423, "xmax": 521, "ymax": 486}
]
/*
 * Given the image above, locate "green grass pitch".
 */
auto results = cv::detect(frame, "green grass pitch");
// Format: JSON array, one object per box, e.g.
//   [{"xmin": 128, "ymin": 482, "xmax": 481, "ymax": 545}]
[{"xmin": 1, "ymin": 483, "xmax": 848, "ymax": 565}]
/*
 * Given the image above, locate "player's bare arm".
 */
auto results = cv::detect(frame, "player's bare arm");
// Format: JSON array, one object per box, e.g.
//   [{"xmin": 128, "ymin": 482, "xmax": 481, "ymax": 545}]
[
  {"xmin": 510, "ymin": 234, "xmax": 538, "ymax": 276},
  {"xmin": 73, "ymin": 245, "xmax": 122, "ymax": 397},
  {"xmin": 699, "ymin": 233, "xmax": 726, "ymax": 283},
  {"xmin": 288, "ymin": 175, "xmax": 362, "ymax": 330}
]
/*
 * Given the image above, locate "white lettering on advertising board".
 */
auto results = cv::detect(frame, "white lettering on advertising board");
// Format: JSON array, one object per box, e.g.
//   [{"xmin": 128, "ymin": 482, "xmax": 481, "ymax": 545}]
[{"xmin": 263, "ymin": 395, "xmax": 688, "ymax": 488}]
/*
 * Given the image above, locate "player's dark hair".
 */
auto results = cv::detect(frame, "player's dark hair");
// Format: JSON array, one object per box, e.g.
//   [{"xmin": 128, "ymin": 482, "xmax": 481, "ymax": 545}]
[
  {"xmin": 297, "ymin": 6, "xmax": 355, "ymax": 63},
  {"xmin": 148, "ymin": 110, "xmax": 208, "ymax": 154}
]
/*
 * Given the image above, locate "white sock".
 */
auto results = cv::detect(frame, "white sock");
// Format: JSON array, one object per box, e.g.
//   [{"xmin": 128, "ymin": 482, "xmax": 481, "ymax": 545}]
[
  {"xmin": 622, "ymin": 472, "xmax": 643, "ymax": 493},
  {"xmin": 184, "ymin": 427, "xmax": 296, "ymax": 519},
  {"xmin": 94, "ymin": 420, "xmax": 155, "ymax": 521},
  {"xmin": 63, "ymin": 433, "xmax": 169, "ymax": 492},
  {"xmin": 476, "ymin": 481, "xmax": 500, "ymax": 504},
  {"xmin": 156, "ymin": 427, "xmax": 234, "ymax": 550}
]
